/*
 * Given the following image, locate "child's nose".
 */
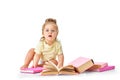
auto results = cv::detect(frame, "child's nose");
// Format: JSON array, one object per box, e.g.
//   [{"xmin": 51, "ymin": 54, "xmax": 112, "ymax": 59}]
[{"xmin": 49, "ymin": 30, "xmax": 52, "ymax": 34}]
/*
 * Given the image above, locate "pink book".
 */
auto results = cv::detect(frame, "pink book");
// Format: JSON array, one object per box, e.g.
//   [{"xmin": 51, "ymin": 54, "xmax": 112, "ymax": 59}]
[
  {"xmin": 88, "ymin": 62, "xmax": 108, "ymax": 71},
  {"xmin": 95, "ymin": 62, "xmax": 108, "ymax": 68},
  {"xmin": 20, "ymin": 67, "xmax": 44, "ymax": 74},
  {"xmin": 68, "ymin": 57, "xmax": 94, "ymax": 73},
  {"xmin": 94, "ymin": 65, "xmax": 115, "ymax": 72}
]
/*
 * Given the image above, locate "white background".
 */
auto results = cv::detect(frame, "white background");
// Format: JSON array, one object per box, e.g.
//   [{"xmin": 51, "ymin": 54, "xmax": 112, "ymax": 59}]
[{"xmin": 0, "ymin": 0, "xmax": 120, "ymax": 80}]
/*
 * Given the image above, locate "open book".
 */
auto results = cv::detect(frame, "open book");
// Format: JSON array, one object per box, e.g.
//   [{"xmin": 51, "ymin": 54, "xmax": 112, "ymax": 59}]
[
  {"xmin": 41, "ymin": 57, "xmax": 94, "ymax": 75},
  {"xmin": 40, "ymin": 61, "xmax": 77, "ymax": 75}
]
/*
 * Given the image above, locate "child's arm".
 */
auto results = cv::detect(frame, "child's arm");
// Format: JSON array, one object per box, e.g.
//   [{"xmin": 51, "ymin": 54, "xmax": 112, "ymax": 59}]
[
  {"xmin": 33, "ymin": 53, "xmax": 41, "ymax": 67},
  {"xmin": 57, "ymin": 54, "xmax": 64, "ymax": 68}
]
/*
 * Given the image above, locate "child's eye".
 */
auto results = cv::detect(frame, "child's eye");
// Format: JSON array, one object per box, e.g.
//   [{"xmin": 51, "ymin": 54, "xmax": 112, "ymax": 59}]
[
  {"xmin": 46, "ymin": 29, "xmax": 49, "ymax": 32},
  {"xmin": 51, "ymin": 30, "xmax": 55, "ymax": 32}
]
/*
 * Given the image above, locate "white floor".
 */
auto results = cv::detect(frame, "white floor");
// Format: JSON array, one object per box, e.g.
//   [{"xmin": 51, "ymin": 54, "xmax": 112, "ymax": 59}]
[
  {"xmin": 17, "ymin": 66, "xmax": 119, "ymax": 80},
  {"xmin": 0, "ymin": 0, "xmax": 120, "ymax": 80}
]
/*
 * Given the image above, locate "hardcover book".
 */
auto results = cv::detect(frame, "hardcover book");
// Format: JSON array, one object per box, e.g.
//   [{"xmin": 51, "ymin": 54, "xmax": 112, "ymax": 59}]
[
  {"xmin": 40, "ymin": 61, "xmax": 77, "ymax": 75},
  {"xmin": 87, "ymin": 62, "xmax": 115, "ymax": 72},
  {"xmin": 97, "ymin": 66, "xmax": 115, "ymax": 72},
  {"xmin": 20, "ymin": 67, "xmax": 44, "ymax": 74},
  {"xmin": 88, "ymin": 62, "xmax": 108, "ymax": 71},
  {"xmin": 68, "ymin": 56, "xmax": 94, "ymax": 73}
]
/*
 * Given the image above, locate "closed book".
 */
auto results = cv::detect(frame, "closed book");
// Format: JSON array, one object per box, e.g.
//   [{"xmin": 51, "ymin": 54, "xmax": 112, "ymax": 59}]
[
  {"xmin": 20, "ymin": 67, "xmax": 44, "ymax": 74},
  {"xmin": 95, "ymin": 66, "xmax": 115, "ymax": 72},
  {"xmin": 88, "ymin": 62, "xmax": 108, "ymax": 71},
  {"xmin": 68, "ymin": 57, "xmax": 94, "ymax": 73}
]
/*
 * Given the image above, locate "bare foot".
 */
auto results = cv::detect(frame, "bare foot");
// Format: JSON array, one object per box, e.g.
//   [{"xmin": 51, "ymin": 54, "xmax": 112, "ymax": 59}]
[
  {"xmin": 20, "ymin": 65, "xmax": 28, "ymax": 70},
  {"xmin": 38, "ymin": 64, "xmax": 44, "ymax": 67}
]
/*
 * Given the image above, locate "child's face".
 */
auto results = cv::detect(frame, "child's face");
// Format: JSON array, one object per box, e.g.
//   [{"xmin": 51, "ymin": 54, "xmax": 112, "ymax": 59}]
[{"xmin": 43, "ymin": 23, "xmax": 58, "ymax": 43}]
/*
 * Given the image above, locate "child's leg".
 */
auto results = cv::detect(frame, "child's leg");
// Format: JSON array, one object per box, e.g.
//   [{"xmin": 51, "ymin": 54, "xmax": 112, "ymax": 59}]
[
  {"xmin": 49, "ymin": 59, "xmax": 58, "ymax": 65},
  {"xmin": 20, "ymin": 48, "xmax": 35, "ymax": 69},
  {"xmin": 37, "ymin": 59, "xmax": 45, "ymax": 67}
]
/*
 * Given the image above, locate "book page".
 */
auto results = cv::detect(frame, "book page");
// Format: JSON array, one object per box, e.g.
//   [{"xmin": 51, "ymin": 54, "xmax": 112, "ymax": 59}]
[{"xmin": 44, "ymin": 61, "xmax": 59, "ymax": 71}]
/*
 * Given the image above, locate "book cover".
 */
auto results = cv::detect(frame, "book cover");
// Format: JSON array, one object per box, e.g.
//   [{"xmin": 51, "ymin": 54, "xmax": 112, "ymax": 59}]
[
  {"xmin": 68, "ymin": 56, "xmax": 94, "ymax": 73},
  {"xmin": 20, "ymin": 67, "xmax": 44, "ymax": 74}
]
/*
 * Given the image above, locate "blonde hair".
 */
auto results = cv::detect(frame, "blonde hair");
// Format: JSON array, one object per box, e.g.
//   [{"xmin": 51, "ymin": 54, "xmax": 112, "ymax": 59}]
[{"xmin": 40, "ymin": 18, "xmax": 59, "ymax": 41}]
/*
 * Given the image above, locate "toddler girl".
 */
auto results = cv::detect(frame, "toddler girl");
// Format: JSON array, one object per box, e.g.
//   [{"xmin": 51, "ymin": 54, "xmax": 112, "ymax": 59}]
[{"xmin": 20, "ymin": 18, "xmax": 64, "ymax": 69}]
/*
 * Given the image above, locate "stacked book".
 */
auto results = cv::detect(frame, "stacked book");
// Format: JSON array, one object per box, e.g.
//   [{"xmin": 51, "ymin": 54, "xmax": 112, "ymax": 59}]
[{"xmin": 87, "ymin": 62, "xmax": 115, "ymax": 72}]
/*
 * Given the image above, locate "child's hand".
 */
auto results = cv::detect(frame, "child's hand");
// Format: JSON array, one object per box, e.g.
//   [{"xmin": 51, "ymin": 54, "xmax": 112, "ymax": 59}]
[
  {"xmin": 57, "ymin": 64, "xmax": 63, "ymax": 68},
  {"xmin": 30, "ymin": 65, "xmax": 34, "ymax": 68},
  {"xmin": 20, "ymin": 65, "xmax": 28, "ymax": 70}
]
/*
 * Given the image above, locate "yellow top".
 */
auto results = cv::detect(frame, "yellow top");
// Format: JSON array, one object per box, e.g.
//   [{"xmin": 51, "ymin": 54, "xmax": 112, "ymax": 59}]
[{"xmin": 34, "ymin": 40, "xmax": 63, "ymax": 61}]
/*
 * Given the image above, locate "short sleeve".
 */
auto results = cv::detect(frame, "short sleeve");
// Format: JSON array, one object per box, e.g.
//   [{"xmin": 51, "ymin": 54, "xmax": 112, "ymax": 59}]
[{"xmin": 34, "ymin": 41, "xmax": 43, "ymax": 54}]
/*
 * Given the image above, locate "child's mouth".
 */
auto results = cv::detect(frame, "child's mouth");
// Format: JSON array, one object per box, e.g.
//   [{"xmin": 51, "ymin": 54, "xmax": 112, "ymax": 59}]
[{"xmin": 48, "ymin": 35, "xmax": 52, "ymax": 37}]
